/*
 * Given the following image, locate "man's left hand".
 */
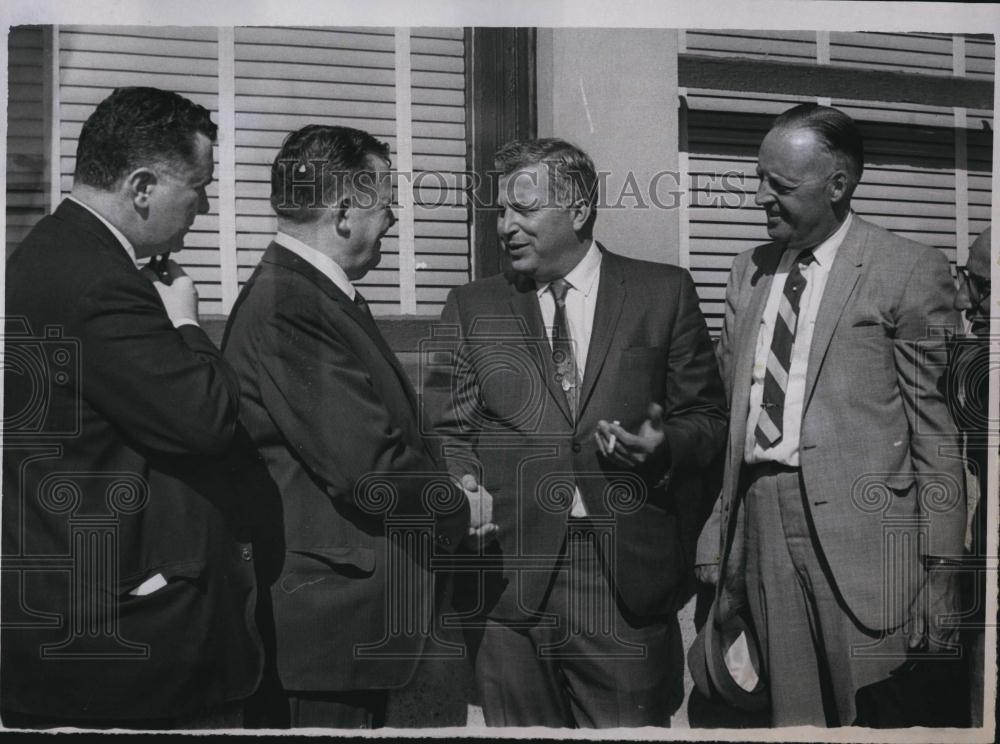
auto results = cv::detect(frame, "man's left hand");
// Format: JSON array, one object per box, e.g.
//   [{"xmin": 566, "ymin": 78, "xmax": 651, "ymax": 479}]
[
  {"xmin": 908, "ymin": 569, "xmax": 962, "ymax": 653},
  {"xmin": 596, "ymin": 402, "xmax": 669, "ymax": 470}
]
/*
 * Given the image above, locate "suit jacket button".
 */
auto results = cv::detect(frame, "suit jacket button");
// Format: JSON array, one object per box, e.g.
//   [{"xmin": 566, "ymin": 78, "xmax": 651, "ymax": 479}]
[
  {"xmin": 572, "ymin": 443, "xmax": 582, "ymax": 453},
  {"xmin": 436, "ymin": 535, "xmax": 452, "ymax": 547},
  {"xmin": 241, "ymin": 546, "xmax": 253, "ymax": 561}
]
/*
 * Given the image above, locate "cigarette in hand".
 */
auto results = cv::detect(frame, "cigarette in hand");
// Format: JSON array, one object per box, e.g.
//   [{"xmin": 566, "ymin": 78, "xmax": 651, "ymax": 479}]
[{"xmin": 607, "ymin": 420, "xmax": 620, "ymax": 451}]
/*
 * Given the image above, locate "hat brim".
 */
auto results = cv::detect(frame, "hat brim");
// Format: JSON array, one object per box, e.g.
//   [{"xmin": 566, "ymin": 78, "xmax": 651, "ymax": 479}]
[{"xmin": 688, "ymin": 598, "xmax": 770, "ymax": 713}]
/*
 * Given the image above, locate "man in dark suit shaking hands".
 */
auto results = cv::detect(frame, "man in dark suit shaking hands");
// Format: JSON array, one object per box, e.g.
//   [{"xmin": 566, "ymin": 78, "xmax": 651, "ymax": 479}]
[
  {"xmin": 223, "ymin": 125, "xmax": 471, "ymax": 729},
  {"xmin": 425, "ymin": 138, "xmax": 727, "ymax": 727},
  {"xmin": 2, "ymin": 87, "xmax": 263, "ymax": 728}
]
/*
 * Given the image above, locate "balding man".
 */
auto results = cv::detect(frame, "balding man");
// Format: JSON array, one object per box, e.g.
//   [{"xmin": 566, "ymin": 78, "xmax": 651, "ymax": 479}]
[{"xmin": 702, "ymin": 104, "xmax": 965, "ymax": 726}]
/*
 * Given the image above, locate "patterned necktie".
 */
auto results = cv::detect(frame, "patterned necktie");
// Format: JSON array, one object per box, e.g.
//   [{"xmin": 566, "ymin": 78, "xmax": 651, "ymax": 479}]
[
  {"xmin": 549, "ymin": 278, "xmax": 578, "ymax": 419},
  {"xmin": 754, "ymin": 248, "xmax": 816, "ymax": 449}
]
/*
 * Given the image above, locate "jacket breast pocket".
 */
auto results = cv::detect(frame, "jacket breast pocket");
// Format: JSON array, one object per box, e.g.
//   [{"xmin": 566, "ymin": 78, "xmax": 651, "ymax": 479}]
[
  {"xmin": 280, "ymin": 547, "xmax": 377, "ymax": 595},
  {"xmin": 117, "ymin": 560, "xmax": 206, "ymax": 608},
  {"xmin": 843, "ymin": 323, "xmax": 889, "ymax": 339},
  {"xmin": 617, "ymin": 347, "xmax": 668, "ymax": 424}
]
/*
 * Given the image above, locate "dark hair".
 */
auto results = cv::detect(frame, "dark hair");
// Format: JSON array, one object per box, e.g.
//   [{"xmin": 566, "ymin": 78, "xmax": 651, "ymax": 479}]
[
  {"xmin": 771, "ymin": 103, "xmax": 865, "ymax": 188},
  {"xmin": 270, "ymin": 125, "xmax": 391, "ymax": 223},
  {"xmin": 74, "ymin": 87, "xmax": 217, "ymax": 190},
  {"xmin": 494, "ymin": 138, "xmax": 598, "ymax": 228}
]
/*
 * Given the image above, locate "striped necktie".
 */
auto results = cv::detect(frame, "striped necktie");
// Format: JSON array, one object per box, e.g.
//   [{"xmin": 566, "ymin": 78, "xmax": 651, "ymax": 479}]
[
  {"xmin": 754, "ymin": 248, "xmax": 816, "ymax": 449},
  {"xmin": 549, "ymin": 278, "xmax": 578, "ymax": 419}
]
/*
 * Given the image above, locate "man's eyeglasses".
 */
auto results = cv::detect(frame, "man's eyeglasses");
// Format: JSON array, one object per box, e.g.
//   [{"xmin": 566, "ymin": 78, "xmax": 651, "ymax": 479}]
[{"xmin": 956, "ymin": 265, "xmax": 991, "ymax": 304}]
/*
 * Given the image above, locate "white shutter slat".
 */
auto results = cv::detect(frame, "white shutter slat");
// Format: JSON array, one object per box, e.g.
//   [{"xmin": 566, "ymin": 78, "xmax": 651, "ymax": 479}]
[
  {"xmin": 234, "ymin": 77, "xmax": 395, "ymax": 102},
  {"xmin": 830, "ymin": 32, "xmax": 953, "ymax": 76},
  {"xmin": 61, "ymin": 67, "xmax": 218, "ymax": 94},
  {"xmin": 236, "ymin": 60, "xmax": 395, "ymax": 86},
  {"xmin": 236, "ymin": 95, "xmax": 395, "ymax": 119},
  {"xmin": 236, "ymin": 26, "xmax": 393, "ymax": 50},
  {"xmin": 68, "ymin": 25, "xmax": 218, "ymax": 41},
  {"xmin": 685, "ymin": 30, "xmax": 815, "ymax": 62},
  {"xmin": 60, "ymin": 50, "xmax": 219, "ymax": 76},
  {"xmin": 60, "ymin": 30, "xmax": 216, "ymax": 58}
]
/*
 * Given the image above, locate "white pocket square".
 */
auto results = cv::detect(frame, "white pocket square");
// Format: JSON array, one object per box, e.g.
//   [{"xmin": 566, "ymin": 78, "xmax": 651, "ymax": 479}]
[{"xmin": 128, "ymin": 573, "xmax": 167, "ymax": 597}]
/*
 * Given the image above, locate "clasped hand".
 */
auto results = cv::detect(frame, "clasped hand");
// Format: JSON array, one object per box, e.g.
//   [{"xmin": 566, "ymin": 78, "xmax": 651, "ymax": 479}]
[{"xmin": 459, "ymin": 473, "xmax": 498, "ymax": 549}]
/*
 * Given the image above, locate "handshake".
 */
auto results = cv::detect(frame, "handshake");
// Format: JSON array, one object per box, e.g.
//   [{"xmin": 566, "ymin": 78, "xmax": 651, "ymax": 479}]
[{"xmin": 458, "ymin": 473, "xmax": 498, "ymax": 549}]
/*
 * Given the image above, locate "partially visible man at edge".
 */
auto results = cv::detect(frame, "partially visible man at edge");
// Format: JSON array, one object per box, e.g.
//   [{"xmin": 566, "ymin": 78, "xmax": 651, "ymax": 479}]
[
  {"xmin": 2, "ymin": 87, "xmax": 263, "ymax": 729},
  {"xmin": 949, "ymin": 226, "xmax": 993, "ymax": 727}
]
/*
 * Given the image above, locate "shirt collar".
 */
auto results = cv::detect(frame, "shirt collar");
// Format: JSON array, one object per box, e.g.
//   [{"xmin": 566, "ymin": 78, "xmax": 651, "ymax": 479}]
[
  {"xmin": 67, "ymin": 196, "xmax": 139, "ymax": 267},
  {"xmin": 274, "ymin": 231, "xmax": 356, "ymax": 300},
  {"xmin": 807, "ymin": 211, "xmax": 853, "ymax": 268},
  {"xmin": 536, "ymin": 240, "xmax": 602, "ymax": 298}
]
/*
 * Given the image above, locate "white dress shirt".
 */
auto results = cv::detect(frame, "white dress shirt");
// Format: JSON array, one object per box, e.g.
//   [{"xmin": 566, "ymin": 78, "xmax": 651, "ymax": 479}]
[
  {"xmin": 275, "ymin": 231, "xmax": 357, "ymax": 301},
  {"xmin": 535, "ymin": 240, "xmax": 602, "ymax": 516},
  {"xmin": 745, "ymin": 212, "xmax": 853, "ymax": 466}
]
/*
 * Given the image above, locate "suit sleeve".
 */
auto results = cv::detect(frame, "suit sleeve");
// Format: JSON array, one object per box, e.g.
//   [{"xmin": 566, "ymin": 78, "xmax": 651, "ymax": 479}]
[
  {"xmin": 694, "ymin": 256, "xmax": 744, "ymax": 567},
  {"xmin": 75, "ymin": 273, "xmax": 238, "ymax": 456},
  {"xmin": 421, "ymin": 290, "xmax": 485, "ymax": 482},
  {"xmin": 256, "ymin": 302, "xmax": 461, "ymax": 518},
  {"xmin": 715, "ymin": 252, "xmax": 745, "ymax": 404},
  {"xmin": 893, "ymin": 250, "xmax": 966, "ymax": 556},
  {"xmin": 660, "ymin": 270, "xmax": 729, "ymax": 473}
]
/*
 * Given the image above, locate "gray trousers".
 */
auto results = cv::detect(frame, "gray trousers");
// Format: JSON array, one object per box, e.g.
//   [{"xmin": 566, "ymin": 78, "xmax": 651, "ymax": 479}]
[{"xmin": 743, "ymin": 465, "xmax": 907, "ymax": 726}]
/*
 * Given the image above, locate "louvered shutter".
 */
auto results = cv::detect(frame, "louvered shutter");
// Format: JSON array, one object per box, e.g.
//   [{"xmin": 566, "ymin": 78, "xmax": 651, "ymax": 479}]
[
  {"xmin": 6, "ymin": 26, "xmax": 47, "ymax": 257},
  {"xmin": 411, "ymin": 27, "xmax": 470, "ymax": 315},
  {"xmin": 58, "ymin": 26, "xmax": 224, "ymax": 312},
  {"xmin": 233, "ymin": 26, "xmax": 400, "ymax": 310},
  {"xmin": 233, "ymin": 26, "xmax": 469, "ymax": 316},
  {"xmin": 682, "ymin": 32, "xmax": 993, "ymax": 334}
]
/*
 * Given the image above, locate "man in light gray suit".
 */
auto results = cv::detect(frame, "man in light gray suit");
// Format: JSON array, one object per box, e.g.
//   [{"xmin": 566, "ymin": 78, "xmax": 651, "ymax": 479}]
[{"xmin": 700, "ymin": 104, "xmax": 965, "ymax": 726}]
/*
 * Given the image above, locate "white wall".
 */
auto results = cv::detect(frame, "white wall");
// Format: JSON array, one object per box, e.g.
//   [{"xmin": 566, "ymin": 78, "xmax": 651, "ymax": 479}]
[{"xmin": 537, "ymin": 28, "xmax": 681, "ymax": 265}]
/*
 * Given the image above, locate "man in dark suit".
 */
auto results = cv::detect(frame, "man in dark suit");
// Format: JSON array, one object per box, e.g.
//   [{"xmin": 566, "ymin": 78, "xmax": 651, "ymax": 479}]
[
  {"xmin": 2, "ymin": 87, "xmax": 262, "ymax": 728},
  {"xmin": 222, "ymin": 125, "xmax": 471, "ymax": 729},
  {"xmin": 700, "ymin": 104, "xmax": 965, "ymax": 726},
  {"xmin": 424, "ymin": 138, "xmax": 727, "ymax": 727}
]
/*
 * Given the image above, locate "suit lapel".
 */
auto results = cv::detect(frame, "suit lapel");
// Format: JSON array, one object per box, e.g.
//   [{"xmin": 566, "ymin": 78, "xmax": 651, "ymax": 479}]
[
  {"xmin": 728, "ymin": 244, "xmax": 782, "ymax": 467},
  {"xmin": 803, "ymin": 218, "xmax": 866, "ymax": 409},
  {"xmin": 578, "ymin": 248, "xmax": 625, "ymax": 417},
  {"xmin": 508, "ymin": 275, "xmax": 574, "ymax": 426},
  {"xmin": 262, "ymin": 243, "xmax": 420, "ymax": 415}
]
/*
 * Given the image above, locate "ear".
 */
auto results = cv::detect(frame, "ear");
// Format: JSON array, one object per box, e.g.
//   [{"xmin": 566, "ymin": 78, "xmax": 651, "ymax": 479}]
[
  {"xmin": 827, "ymin": 169, "xmax": 850, "ymax": 205},
  {"xmin": 125, "ymin": 168, "xmax": 158, "ymax": 208},
  {"xmin": 569, "ymin": 199, "xmax": 593, "ymax": 233},
  {"xmin": 333, "ymin": 195, "xmax": 352, "ymax": 237}
]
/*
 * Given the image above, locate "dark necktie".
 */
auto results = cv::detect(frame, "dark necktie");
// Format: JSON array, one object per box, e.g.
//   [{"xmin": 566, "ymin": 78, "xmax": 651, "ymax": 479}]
[
  {"xmin": 354, "ymin": 290, "xmax": 375, "ymax": 323},
  {"xmin": 549, "ymin": 278, "xmax": 578, "ymax": 419},
  {"xmin": 754, "ymin": 248, "xmax": 816, "ymax": 449}
]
